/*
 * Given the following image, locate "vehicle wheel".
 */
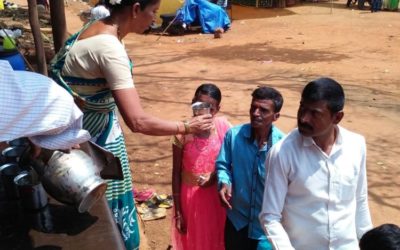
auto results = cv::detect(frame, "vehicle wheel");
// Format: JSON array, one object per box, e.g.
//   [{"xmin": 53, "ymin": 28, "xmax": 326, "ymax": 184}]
[{"xmin": 168, "ymin": 25, "xmax": 185, "ymax": 36}]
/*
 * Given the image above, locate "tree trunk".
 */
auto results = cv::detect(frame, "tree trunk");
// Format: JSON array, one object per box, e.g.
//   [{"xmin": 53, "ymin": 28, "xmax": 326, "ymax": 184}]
[
  {"xmin": 49, "ymin": 0, "xmax": 67, "ymax": 53},
  {"xmin": 27, "ymin": 0, "xmax": 47, "ymax": 75}
]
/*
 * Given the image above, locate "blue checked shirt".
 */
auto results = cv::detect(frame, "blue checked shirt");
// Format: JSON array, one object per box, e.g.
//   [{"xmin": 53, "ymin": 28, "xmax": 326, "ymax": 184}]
[{"xmin": 216, "ymin": 123, "xmax": 285, "ymax": 240}]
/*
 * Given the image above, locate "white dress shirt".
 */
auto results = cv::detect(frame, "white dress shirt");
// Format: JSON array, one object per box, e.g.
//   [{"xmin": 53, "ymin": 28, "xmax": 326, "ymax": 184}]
[
  {"xmin": 259, "ymin": 126, "xmax": 372, "ymax": 250},
  {"xmin": 0, "ymin": 60, "xmax": 90, "ymax": 149}
]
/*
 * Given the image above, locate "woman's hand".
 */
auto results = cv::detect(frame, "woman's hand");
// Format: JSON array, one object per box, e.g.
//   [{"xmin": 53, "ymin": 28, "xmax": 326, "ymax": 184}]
[
  {"xmin": 175, "ymin": 214, "xmax": 187, "ymax": 234},
  {"xmin": 187, "ymin": 114, "xmax": 213, "ymax": 134},
  {"xmin": 198, "ymin": 172, "xmax": 216, "ymax": 187},
  {"xmin": 58, "ymin": 144, "xmax": 81, "ymax": 154}
]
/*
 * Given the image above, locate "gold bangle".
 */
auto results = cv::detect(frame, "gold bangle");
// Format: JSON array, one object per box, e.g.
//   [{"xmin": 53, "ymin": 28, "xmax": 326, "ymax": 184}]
[{"xmin": 183, "ymin": 121, "xmax": 191, "ymax": 134}]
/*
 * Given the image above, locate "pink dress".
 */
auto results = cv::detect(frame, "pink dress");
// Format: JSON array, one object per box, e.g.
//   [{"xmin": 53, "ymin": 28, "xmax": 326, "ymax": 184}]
[{"xmin": 172, "ymin": 116, "xmax": 230, "ymax": 250}]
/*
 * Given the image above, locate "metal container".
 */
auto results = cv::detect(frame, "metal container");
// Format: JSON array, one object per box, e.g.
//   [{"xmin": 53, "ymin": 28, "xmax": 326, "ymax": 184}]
[
  {"xmin": 191, "ymin": 101, "xmax": 211, "ymax": 116},
  {"xmin": 7, "ymin": 138, "xmax": 29, "ymax": 147},
  {"xmin": 14, "ymin": 170, "xmax": 48, "ymax": 210},
  {"xmin": 29, "ymin": 205, "xmax": 54, "ymax": 233},
  {"xmin": 0, "ymin": 163, "xmax": 21, "ymax": 199},
  {"xmin": 1, "ymin": 146, "xmax": 26, "ymax": 163},
  {"xmin": 41, "ymin": 149, "xmax": 107, "ymax": 213}
]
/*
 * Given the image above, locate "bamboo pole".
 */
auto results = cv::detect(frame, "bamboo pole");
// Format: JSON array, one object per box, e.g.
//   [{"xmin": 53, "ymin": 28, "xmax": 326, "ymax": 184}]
[
  {"xmin": 49, "ymin": 0, "xmax": 67, "ymax": 53},
  {"xmin": 27, "ymin": 0, "xmax": 47, "ymax": 75}
]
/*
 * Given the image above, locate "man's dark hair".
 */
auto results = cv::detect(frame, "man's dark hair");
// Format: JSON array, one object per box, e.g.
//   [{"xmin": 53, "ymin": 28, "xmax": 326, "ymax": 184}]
[
  {"xmin": 302, "ymin": 77, "xmax": 345, "ymax": 113},
  {"xmin": 359, "ymin": 224, "xmax": 400, "ymax": 250},
  {"xmin": 251, "ymin": 86, "xmax": 283, "ymax": 112}
]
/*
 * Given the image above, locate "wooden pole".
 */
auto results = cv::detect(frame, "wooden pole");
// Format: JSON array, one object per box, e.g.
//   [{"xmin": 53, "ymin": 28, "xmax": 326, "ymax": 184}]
[
  {"xmin": 49, "ymin": 0, "xmax": 67, "ymax": 53},
  {"xmin": 27, "ymin": 0, "xmax": 47, "ymax": 75}
]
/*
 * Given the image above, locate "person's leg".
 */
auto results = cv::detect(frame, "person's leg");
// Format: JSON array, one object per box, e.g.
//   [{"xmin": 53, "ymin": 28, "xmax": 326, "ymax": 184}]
[
  {"xmin": 371, "ymin": 0, "xmax": 376, "ymax": 11},
  {"xmin": 225, "ymin": 218, "xmax": 249, "ymax": 250},
  {"xmin": 377, "ymin": 0, "xmax": 382, "ymax": 10},
  {"xmin": 225, "ymin": 218, "xmax": 270, "ymax": 250},
  {"xmin": 374, "ymin": 0, "xmax": 380, "ymax": 11},
  {"xmin": 249, "ymin": 238, "xmax": 259, "ymax": 250}
]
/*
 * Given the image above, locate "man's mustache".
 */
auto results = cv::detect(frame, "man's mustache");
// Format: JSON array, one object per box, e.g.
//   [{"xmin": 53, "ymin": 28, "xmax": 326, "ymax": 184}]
[{"xmin": 298, "ymin": 122, "xmax": 313, "ymax": 131}]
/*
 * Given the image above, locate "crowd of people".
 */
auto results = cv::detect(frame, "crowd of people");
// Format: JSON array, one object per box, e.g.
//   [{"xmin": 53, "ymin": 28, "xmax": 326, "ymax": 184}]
[{"xmin": 1, "ymin": 0, "xmax": 399, "ymax": 250}]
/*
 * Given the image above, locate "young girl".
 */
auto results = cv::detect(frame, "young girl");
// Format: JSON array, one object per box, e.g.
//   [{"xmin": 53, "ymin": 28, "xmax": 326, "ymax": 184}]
[{"xmin": 171, "ymin": 83, "xmax": 231, "ymax": 250}]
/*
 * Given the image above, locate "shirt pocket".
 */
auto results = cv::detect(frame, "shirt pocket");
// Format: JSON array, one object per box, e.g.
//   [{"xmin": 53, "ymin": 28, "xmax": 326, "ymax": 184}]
[{"xmin": 338, "ymin": 171, "xmax": 357, "ymax": 201}]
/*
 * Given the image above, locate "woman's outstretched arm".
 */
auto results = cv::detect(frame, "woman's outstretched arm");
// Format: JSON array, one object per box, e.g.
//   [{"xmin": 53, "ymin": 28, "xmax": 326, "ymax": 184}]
[{"xmin": 113, "ymin": 88, "xmax": 213, "ymax": 136}]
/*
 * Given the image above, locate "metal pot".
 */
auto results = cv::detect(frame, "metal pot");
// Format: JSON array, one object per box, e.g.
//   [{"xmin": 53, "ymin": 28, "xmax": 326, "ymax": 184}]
[
  {"xmin": 36, "ymin": 149, "xmax": 107, "ymax": 213},
  {"xmin": 1, "ymin": 146, "xmax": 26, "ymax": 163},
  {"xmin": 18, "ymin": 141, "xmax": 121, "ymax": 213},
  {"xmin": 14, "ymin": 170, "xmax": 48, "ymax": 210},
  {"xmin": 0, "ymin": 162, "xmax": 21, "ymax": 199},
  {"xmin": 7, "ymin": 138, "xmax": 29, "ymax": 147}
]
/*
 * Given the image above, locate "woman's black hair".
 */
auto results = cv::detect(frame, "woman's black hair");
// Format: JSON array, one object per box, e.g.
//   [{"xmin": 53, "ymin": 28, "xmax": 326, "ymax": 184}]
[
  {"xmin": 104, "ymin": 0, "xmax": 159, "ymax": 11},
  {"xmin": 302, "ymin": 77, "xmax": 345, "ymax": 113},
  {"xmin": 192, "ymin": 83, "xmax": 222, "ymax": 105}
]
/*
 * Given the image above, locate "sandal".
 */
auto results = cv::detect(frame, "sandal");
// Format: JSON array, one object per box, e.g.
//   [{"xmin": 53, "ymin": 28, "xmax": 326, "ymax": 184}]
[
  {"xmin": 156, "ymin": 194, "xmax": 173, "ymax": 209},
  {"xmin": 144, "ymin": 194, "xmax": 173, "ymax": 209},
  {"xmin": 133, "ymin": 188, "xmax": 156, "ymax": 202},
  {"xmin": 140, "ymin": 207, "xmax": 167, "ymax": 221},
  {"xmin": 136, "ymin": 203, "xmax": 150, "ymax": 214}
]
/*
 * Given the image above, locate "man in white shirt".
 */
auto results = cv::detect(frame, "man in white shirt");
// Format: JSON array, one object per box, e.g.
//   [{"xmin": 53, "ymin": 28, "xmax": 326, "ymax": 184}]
[
  {"xmin": 259, "ymin": 77, "xmax": 373, "ymax": 250},
  {"xmin": 0, "ymin": 60, "xmax": 90, "ymax": 150}
]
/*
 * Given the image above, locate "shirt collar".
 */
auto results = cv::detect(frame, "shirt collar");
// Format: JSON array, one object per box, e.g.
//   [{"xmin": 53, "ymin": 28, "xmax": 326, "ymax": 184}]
[
  {"xmin": 301, "ymin": 132, "xmax": 314, "ymax": 147},
  {"xmin": 301, "ymin": 125, "xmax": 343, "ymax": 148},
  {"xmin": 243, "ymin": 123, "xmax": 252, "ymax": 139},
  {"xmin": 243, "ymin": 124, "xmax": 277, "ymax": 151},
  {"xmin": 335, "ymin": 125, "xmax": 343, "ymax": 145},
  {"xmin": 243, "ymin": 124, "xmax": 276, "ymax": 139}
]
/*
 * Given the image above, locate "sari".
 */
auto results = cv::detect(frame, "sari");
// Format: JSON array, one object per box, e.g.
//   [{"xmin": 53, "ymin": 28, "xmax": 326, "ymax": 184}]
[{"xmin": 50, "ymin": 24, "xmax": 140, "ymax": 250}]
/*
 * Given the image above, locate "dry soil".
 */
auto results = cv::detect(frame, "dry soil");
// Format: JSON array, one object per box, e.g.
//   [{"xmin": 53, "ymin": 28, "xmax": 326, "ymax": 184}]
[{"xmin": 9, "ymin": 1, "xmax": 400, "ymax": 249}]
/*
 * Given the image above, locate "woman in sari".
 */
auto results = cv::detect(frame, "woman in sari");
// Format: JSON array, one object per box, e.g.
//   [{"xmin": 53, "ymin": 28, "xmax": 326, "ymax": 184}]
[{"xmin": 50, "ymin": 0, "xmax": 213, "ymax": 249}]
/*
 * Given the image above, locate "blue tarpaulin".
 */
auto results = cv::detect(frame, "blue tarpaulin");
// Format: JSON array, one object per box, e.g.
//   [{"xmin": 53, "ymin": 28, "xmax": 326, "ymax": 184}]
[{"xmin": 176, "ymin": 0, "xmax": 231, "ymax": 34}]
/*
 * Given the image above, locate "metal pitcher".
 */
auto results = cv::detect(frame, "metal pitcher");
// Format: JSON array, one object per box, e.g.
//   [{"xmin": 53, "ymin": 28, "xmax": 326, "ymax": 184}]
[
  {"xmin": 19, "ymin": 141, "xmax": 122, "ymax": 213},
  {"xmin": 34, "ymin": 149, "xmax": 108, "ymax": 213}
]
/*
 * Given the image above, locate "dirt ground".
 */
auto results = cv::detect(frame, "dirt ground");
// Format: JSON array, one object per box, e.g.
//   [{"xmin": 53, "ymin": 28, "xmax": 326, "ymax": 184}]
[
  {"xmin": 123, "ymin": 3, "xmax": 400, "ymax": 249},
  {"xmin": 7, "ymin": 0, "xmax": 400, "ymax": 249}
]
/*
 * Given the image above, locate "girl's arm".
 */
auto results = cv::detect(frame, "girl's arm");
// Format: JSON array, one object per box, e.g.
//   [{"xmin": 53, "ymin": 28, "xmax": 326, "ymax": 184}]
[{"xmin": 172, "ymin": 143, "xmax": 186, "ymax": 233}]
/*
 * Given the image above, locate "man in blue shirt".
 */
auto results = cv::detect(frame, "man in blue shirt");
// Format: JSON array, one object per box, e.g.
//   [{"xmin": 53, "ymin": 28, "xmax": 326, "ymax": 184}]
[{"xmin": 216, "ymin": 86, "xmax": 285, "ymax": 250}]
